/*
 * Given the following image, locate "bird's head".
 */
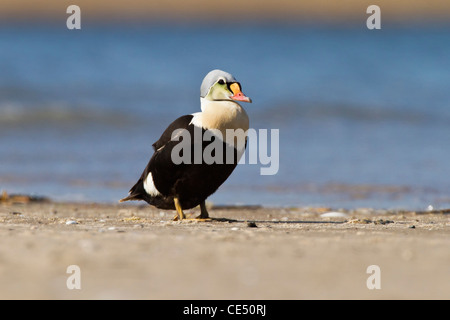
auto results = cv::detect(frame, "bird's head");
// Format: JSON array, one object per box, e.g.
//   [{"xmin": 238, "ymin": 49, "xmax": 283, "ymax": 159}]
[{"xmin": 200, "ymin": 69, "xmax": 252, "ymax": 103}]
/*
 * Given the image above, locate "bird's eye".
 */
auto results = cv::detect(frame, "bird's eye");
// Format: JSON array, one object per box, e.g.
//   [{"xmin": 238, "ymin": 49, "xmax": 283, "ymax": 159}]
[{"xmin": 218, "ymin": 79, "xmax": 225, "ymax": 85}]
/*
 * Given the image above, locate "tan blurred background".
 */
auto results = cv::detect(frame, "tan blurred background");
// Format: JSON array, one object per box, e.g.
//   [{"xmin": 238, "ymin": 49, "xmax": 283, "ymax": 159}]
[{"xmin": 1, "ymin": 0, "xmax": 449, "ymax": 23}]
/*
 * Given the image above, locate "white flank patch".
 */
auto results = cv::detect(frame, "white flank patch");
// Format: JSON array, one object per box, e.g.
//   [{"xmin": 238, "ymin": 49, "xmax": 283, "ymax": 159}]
[{"xmin": 143, "ymin": 172, "xmax": 161, "ymax": 196}]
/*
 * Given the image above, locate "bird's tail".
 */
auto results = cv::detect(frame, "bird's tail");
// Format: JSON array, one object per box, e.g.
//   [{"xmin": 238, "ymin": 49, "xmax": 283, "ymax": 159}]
[
  {"xmin": 119, "ymin": 178, "xmax": 146, "ymax": 203},
  {"xmin": 118, "ymin": 194, "xmax": 137, "ymax": 203}
]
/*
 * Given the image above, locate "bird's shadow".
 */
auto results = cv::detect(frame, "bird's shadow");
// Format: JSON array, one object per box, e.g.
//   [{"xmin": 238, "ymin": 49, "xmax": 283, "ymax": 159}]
[{"xmin": 210, "ymin": 217, "xmax": 346, "ymax": 225}]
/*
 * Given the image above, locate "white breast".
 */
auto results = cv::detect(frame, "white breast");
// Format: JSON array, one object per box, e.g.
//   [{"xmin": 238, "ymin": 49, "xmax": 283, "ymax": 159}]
[
  {"xmin": 191, "ymin": 98, "xmax": 249, "ymax": 146},
  {"xmin": 202, "ymin": 98, "xmax": 249, "ymax": 131}
]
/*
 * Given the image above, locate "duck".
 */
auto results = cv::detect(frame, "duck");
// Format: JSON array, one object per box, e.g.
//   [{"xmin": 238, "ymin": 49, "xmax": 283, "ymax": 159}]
[{"xmin": 119, "ymin": 69, "xmax": 252, "ymax": 220}]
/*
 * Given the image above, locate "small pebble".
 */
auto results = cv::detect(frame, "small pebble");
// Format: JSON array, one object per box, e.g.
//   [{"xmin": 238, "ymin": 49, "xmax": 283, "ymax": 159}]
[
  {"xmin": 247, "ymin": 221, "xmax": 258, "ymax": 228},
  {"xmin": 409, "ymin": 225, "xmax": 416, "ymax": 229},
  {"xmin": 374, "ymin": 219, "xmax": 394, "ymax": 225},
  {"xmin": 231, "ymin": 227, "xmax": 239, "ymax": 231},
  {"xmin": 66, "ymin": 220, "xmax": 78, "ymax": 225},
  {"xmin": 320, "ymin": 211, "xmax": 348, "ymax": 218}
]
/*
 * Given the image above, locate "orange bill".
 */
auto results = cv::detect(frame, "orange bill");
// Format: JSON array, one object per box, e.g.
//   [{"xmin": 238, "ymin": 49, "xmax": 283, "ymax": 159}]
[{"xmin": 230, "ymin": 83, "xmax": 252, "ymax": 103}]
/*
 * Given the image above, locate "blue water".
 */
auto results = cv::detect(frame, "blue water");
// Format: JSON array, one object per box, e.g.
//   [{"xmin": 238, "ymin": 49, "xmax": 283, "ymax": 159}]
[{"xmin": 1, "ymin": 23, "xmax": 450, "ymax": 210}]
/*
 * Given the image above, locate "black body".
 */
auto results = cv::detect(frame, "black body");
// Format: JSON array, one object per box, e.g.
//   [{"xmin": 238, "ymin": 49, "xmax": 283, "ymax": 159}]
[{"xmin": 123, "ymin": 115, "xmax": 243, "ymax": 210}]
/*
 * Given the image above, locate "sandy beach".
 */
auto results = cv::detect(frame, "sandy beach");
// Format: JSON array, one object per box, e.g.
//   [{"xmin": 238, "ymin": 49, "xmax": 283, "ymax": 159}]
[{"xmin": 0, "ymin": 198, "xmax": 449, "ymax": 300}]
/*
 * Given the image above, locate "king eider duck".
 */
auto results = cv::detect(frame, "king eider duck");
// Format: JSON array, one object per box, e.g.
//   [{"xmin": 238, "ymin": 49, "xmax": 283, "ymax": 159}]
[{"xmin": 119, "ymin": 69, "xmax": 252, "ymax": 220}]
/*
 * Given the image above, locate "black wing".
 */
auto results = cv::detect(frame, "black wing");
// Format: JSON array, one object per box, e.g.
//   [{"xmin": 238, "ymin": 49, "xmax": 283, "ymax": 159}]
[{"xmin": 120, "ymin": 115, "xmax": 194, "ymax": 202}]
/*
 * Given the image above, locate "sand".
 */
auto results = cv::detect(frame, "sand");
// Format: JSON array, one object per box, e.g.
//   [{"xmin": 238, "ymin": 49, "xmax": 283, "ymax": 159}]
[{"xmin": 0, "ymin": 199, "xmax": 449, "ymax": 300}]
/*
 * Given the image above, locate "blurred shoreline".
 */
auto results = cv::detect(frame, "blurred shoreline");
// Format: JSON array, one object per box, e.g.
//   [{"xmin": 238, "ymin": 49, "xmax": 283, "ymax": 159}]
[
  {"xmin": 1, "ymin": 0, "xmax": 450, "ymax": 24},
  {"xmin": 2, "ymin": 11, "xmax": 450, "ymax": 210}
]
